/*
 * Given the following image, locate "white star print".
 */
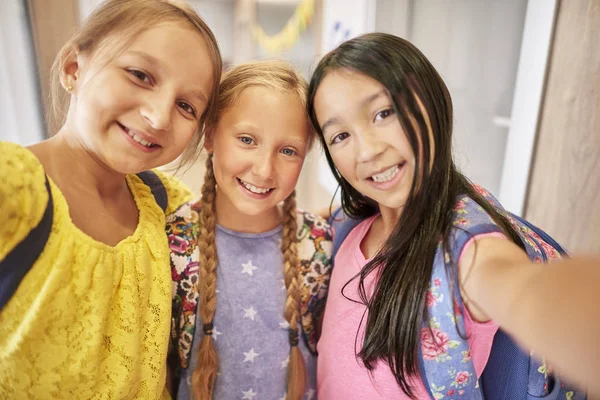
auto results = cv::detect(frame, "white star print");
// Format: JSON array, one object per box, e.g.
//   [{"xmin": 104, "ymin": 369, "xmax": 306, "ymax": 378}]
[
  {"xmin": 241, "ymin": 260, "xmax": 258, "ymax": 276},
  {"xmin": 242, "ymin": 388, "xmax": 257, "ymax": 399},
  {"xmin": 279, "ymin": 320, "xmax": 290, "ymax": 329},
  {"xmin": 212, "ymin": 327, "xmax": 222, "ymax": 341},
  {"xmin": 306, "ymin": 388, "xmax": 316, "ymax": 399},
  {"xmin": 281, "ymin": 355, "xmax": 289, "ymax": 369},
  {"xmin": 243, "ymin": 348, "xmax": 260, "ymax": 363},
  {"xmin": 243, "ymin": 306, "xmax": 258, "ymax": 321}
]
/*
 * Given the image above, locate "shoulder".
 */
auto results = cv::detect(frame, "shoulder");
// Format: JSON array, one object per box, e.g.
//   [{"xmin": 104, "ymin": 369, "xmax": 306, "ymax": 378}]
[
  {"xmin": 296, "ymin": 209, "xmax": 333, "ymax": 240},
  {"xmin": 166, "ymin": 199, "xmax": 201, "ymax": 255},
  {"xmin": 152, "ymin": 169, "xmax": 193, "ymax": 214},
  {"xmin": 0, "ymin": 142, "xmax": 46, "ymax": 182},
  {"xmin": 166, "ymin": 198, "xmax": 201, "ymax": 225},
  {"xmin": 296, "ymin": 209, "xmax": 333, "ymax": 263},
  {"xmin": 450, "ymin": 192, "xmax": 506, "ymax": 239},
  {"xmin": 296, "ymin": 209, "xmax": 333, "ymax": 245},
  {"xmin": 0, "ymin": 142, "xmax": 49, "ymax": 260}
]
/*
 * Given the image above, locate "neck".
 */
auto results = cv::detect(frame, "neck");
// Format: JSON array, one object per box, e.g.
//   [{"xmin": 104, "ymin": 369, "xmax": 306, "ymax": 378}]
[
  {"xmin": 33, "ymin": 130, "xmax": 128, "ymax": 199},
  {"xmin": 378, "ymin": 203, "xmax": 404, "ymax": 237},
  {"xmin": 214, "ymin": 188, "xmax": 282, "ymax": 234}
]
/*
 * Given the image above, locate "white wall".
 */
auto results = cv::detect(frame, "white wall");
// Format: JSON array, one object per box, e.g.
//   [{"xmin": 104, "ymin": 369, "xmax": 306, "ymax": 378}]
[
  {"xmin": 189, "ymin": 0, "xmax": 235, "ymax": 64},
  {"xmin": 0, "ymin": 1, "xmax": 45, "ymax": 145},
  {"xmin": 80, "ymin": 0, "xmax": 236, "ymax": 65},
  {"xmin": 406, "ymin": 0, "xmax": 528, "ymax": 196}
]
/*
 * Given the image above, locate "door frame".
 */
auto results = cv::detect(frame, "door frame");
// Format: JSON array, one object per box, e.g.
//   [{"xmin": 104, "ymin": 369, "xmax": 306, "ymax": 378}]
[{"xmin": 497, "ymin": 0, "xmax": 559, "ymax": 215}]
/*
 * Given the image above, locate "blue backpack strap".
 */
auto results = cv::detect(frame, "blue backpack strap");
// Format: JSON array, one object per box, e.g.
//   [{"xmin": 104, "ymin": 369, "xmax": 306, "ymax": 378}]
[
  {"xmin": 0, "ymin": 176, "xmax": 54, "ymax": 312},
  {"xmin": 328, "ymin": 206, "xmax": 362, "ymax": 262},
  {"xmin": 509, "ymin": 213, "xmax": 567, "ymax": 256},
  {"xmin": 137, "ymin": 170, "xmax": 168, "ymax": 212}
]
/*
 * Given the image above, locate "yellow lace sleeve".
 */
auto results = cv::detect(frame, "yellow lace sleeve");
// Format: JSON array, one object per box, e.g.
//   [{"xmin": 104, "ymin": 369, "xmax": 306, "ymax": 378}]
[
  {"xmin": 0, "ymin": 142, "xmax": 48, "ymax": 261},
  {"xmin": 153, "ymin": 169, "xmax": 193, "ymax": 215}
]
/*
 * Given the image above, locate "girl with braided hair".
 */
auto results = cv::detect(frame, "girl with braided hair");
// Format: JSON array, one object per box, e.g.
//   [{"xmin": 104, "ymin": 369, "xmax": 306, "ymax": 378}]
[{"xmin": 167, "ymin": 60, "xmax": 333, "ymax": 400}]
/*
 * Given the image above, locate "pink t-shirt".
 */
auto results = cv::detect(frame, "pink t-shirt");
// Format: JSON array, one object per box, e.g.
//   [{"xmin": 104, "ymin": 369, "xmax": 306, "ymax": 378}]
[{"xmin": 317, "ymin": 215, "xmax": 501, "ymax": 399}]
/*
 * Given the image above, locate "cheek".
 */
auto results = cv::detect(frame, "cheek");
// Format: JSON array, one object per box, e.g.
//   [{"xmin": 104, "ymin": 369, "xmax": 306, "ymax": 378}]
[
  {"xmin": 279, "ymin": 162, "xmax": 303, "ymax": 188},
  {"xmin": 329, "ymin": 148, "xmax": 355, "ymax": 182},
  {"xmin": 213, "ymin": 150, "xmax": 242, "ymax": 181},
  {"xmin": 172, "ymin": 121, "xmax": 198, "ymax": 146}
]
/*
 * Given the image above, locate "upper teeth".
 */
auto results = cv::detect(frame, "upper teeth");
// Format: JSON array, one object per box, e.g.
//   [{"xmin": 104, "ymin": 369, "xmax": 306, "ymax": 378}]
[
  {"xmin": 240, "ymin": 179, "xmax": 271, "ymax": 194},
  {"xmin": 371, "ymin": 165, "xmax": 400, "ymax": 182},
  {"xmin": 128, "ymin": 130, "xmax": 155, "ymax": 147}
]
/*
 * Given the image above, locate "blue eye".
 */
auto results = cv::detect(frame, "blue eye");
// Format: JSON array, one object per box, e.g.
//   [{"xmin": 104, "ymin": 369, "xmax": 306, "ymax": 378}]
[
  {"xmin": 330, "ymin": 132, "xmax": 349, "ymax": 145},
  {"xmin": 239, "ymin": 136, "xmax": 255, "ymax": 145},
  {"xmin": 281, "ymin": 148, "xmax": 296, "ymax": 156}
]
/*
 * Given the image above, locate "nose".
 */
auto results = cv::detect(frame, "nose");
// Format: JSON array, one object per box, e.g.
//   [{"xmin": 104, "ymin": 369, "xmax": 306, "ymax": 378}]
[
  {"xmin": 252, "ymin": 152, "xmax": 275, "ymax": 181},
  {"xmin": 140, "ymin": 92, "xmax": 173, "ymax": 132},
  {"xmin": 355, "ymin": 128, "xmax": 385, "ymax": 163}
]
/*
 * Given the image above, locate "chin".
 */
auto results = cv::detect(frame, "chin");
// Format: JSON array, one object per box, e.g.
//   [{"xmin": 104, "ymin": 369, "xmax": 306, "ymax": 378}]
[
  {"xmin": 236, "ymin": 204, "xmax": 273, "ymax": 218},
  {"xmin": 109, "ymin": 160, "xmax": 157, "ymax": 175},
  {"xmin": 369, "ymin": 193, "xmax": 409, "ymax": 211}
]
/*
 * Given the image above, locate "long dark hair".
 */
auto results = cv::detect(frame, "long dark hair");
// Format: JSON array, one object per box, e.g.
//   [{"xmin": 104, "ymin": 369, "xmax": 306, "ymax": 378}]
[{"xmin": 307, "ymin": 33, "xmax": 523, "ymax": 398}]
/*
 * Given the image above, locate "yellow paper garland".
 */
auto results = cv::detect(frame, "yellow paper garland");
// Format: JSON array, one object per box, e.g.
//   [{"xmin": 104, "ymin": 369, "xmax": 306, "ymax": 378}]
[{"xmin": 252, "ymin": 0, "xmax": 315, "ymax": 53}]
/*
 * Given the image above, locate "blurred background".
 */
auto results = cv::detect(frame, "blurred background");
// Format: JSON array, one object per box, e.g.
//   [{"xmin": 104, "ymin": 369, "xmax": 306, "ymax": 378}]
[{"xmin": 1, "ymin": 0, "xmax": 598, "ymax": 252}]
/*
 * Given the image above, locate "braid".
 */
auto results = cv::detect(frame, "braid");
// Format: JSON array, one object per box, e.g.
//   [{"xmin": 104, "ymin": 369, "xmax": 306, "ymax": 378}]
[
  {"xmin": 192, "ymin": 154, "xmax": 219, "ymax": 400},
  {"xmin": 281, "ymin": 190, "xmax": 306, "ymax": 400}
]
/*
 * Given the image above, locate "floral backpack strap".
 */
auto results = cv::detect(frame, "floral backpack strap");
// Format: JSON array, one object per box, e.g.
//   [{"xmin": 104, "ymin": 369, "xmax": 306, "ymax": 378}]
[
  {"xmin": 167, "ymin": 201, "xmax": 202, "ymax": 369},
  {"xmin": 420, "ymin": 195, "xmax": 504, "ymax": 399},
  {"xmin": 296, "ymin": 209, "xmax": 333, "ymax": 354}
]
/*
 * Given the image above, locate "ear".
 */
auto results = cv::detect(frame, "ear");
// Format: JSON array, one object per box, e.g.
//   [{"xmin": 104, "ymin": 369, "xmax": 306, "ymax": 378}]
[
  {"xmin": 58, "ymin": 43, "xmax": 83, "ymax": 93},
  {"xmin": 203, "ymin": 126, "xmax": 215, "ymax": 153}
]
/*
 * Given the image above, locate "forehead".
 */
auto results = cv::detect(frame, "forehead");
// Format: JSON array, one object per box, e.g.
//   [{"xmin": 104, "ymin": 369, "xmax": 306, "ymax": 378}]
[
  {"xmin": 314, "ymin": 69, "xmax": 389, "ymax": 121},
  {"xmin": 107, "ymin": 23, "xmax": 214, "ymax": 92},
  {"xmin": 220, "ymin": 86, "xmax": 310, "ymax": 141}
]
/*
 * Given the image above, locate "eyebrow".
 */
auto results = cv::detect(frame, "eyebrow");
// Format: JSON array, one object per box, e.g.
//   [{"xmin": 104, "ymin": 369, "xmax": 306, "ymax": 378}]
[
  {"xmin": 126, "ymin": 50, "xmax": 160, "ymax": 68},
  {"xmin": 125, "ymin": 50, "xmax": 208, "ymax": 103},
  {"xmin": 320, "ymin": 89, "xmax": 388, "ymax": 132}
]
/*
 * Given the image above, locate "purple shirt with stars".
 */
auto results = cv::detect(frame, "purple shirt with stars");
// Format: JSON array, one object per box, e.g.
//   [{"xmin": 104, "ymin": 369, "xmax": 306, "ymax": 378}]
[{"xmin": 177, "ymin": 224, "xmax": 317, "ymax": 400}]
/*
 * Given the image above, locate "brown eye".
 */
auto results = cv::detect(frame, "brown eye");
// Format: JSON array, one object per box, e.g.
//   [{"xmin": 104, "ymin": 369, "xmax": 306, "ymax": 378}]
[
  {"xmin": 128, "ymin": 69, "xmax": 151, "ymax": 84},
  {"xmin": 374, "ymin": 108, "xmax": 395, "ymax": 122},
  {"xmin": 331, "ymin": 132, "xmax": 350, "ymax": 145},
  {"xmin": 177, "ymin": 101, "xmax": 196, "ymax": 117}
]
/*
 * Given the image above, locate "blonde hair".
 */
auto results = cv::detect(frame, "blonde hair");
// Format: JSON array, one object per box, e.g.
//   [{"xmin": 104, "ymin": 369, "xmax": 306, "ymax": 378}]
[
  {"xmin": 192, "ymin": 60, "xmax": 312, "ymax": 400},
  {"xmin": 49, "ymin": 0, "xmax": 222, "ymax": 165}
]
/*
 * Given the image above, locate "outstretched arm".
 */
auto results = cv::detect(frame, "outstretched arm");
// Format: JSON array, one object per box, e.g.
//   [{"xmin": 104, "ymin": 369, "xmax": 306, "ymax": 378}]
[{"xmin": 459, "ymin": 236, "xmax": 600, "ymax": 394}]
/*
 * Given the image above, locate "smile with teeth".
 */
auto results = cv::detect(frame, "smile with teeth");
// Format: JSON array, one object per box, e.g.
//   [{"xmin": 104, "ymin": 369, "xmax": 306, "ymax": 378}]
[
  {"xmin": 370, "ymin": 164, "xmax": 402, "ymax": 183},
  {"xmin": 122, "ymin": 125, "xmax": 157, "ymax": 148},
  {"xmin": 238, "ymin": 178, "xmax": 273, "ymax": 194}
]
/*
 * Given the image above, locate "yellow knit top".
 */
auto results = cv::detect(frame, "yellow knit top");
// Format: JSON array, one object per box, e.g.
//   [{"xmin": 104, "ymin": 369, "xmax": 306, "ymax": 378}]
[{"xmin": 0, "ymin": 142, "xmax": 191, "ymax": 399}]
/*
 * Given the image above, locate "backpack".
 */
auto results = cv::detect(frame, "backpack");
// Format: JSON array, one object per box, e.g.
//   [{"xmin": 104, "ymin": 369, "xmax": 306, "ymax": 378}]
[
  {"xmin": 328, "ymin": 206, "xmax": 585, "ymax": 400},
  {"xmin": 0, "ymin": 171, "xmax": 167, "ymax": 312}
]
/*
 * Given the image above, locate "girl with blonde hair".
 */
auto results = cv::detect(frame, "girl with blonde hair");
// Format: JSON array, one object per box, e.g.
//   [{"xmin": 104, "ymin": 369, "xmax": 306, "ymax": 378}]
[
  {"xmin": 168, "ymin": 60, "xmax": 332, "ymax": 400},
  {"xmin": 0, "ymin": 0, "xmax": 221, "ymax": 398}
]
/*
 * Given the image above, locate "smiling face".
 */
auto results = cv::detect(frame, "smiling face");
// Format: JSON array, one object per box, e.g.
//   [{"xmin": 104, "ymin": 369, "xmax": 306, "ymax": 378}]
[
  {"xmin": 314, "ymin": 69, "xmax": 417, "ymax": 215},
  {"xmin": 62, "ymin": 22, "xmax": 215, "ymax": 174},
  {"xmin": 207, "ymin": 85, "xmax": 310, "ymax": 223}
]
